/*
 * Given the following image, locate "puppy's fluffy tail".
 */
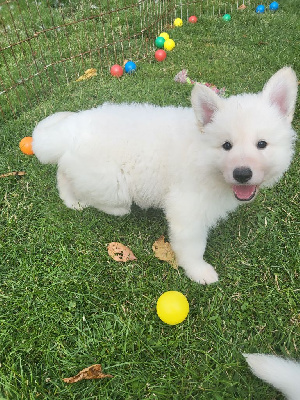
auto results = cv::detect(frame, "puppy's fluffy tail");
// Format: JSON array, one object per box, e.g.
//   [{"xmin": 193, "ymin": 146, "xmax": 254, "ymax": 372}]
[
  {"xmin": 32, "ymin": 111, "xmax": 75, "ymax": 164},
  {"xmin": 243, "ymin": 353, "xmax": 300, "ymax": 400}
]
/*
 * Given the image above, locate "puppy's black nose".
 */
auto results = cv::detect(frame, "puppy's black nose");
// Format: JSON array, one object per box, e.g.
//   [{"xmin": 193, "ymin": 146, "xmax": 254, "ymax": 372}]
[{"xmin": 233, "ymin": 167, "xmax": 253, "ymax": 183}]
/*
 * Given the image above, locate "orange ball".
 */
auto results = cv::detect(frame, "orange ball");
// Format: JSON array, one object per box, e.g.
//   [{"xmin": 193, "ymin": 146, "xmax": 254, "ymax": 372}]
[{"xmin": 19, "ymin": 136, "xmax": 34, "ymax": 155}]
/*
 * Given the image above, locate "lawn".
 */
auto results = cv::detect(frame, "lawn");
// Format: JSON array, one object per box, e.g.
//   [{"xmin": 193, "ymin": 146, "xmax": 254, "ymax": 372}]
[{"xmin": 0, "ymin": 1, "xmax": 299, "ymax": 399}]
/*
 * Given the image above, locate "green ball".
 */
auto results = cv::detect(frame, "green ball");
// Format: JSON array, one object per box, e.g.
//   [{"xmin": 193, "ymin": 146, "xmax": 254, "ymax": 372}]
[
  {"xmin": 222, "ymin": 14, "xmax": 231, "ymax": 21},
  {"xmin": 155, "ymin": 36, "xmax": 165, "ymax": 49}
]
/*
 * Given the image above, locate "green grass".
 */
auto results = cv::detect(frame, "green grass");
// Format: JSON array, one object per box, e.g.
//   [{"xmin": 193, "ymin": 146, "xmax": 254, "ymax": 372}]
[{"xmin": 0, "ymin": 1, "xmax": 299, "ymax": 399}]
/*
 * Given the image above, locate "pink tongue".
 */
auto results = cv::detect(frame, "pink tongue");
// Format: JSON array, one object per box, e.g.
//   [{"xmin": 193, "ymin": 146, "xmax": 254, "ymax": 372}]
[{"xmin": 233, "ymin": 185, "xmax": 257, "ymax": 200}]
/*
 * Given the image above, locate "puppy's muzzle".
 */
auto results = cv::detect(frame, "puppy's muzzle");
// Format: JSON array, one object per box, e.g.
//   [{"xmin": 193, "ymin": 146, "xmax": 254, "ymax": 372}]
[{"xmin": 232, "ymin": 167, "xmax": 257, "ymax": 201}]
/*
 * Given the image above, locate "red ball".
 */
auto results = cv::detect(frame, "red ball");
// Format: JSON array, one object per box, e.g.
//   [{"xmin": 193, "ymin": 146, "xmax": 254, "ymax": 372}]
[
  {"xmin": 188, "ymin": 15, "xmax": 198, "ymax": 23},
  {"xmin": 155, "ymin": 49, "xmax": 167, "ymax": 62},
  {"xmin": 110, "ymin": 64, "xmax": 123, "ymax": 77}
]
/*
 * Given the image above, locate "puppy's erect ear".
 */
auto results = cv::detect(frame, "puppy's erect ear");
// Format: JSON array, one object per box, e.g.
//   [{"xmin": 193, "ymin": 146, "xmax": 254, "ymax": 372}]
[
  {"xmin": 262, "ymin": 67, "xmax": 298, "ymax": 123},
  {"xmin": 191, "ymin": 83, "xmax": 224, "ymax": 130}
]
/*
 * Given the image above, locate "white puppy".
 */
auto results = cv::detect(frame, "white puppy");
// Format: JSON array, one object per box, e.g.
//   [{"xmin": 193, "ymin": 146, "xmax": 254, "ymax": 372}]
[
  {"xmin": 32, "ymin": 67, "xmax": 298, "ymax": 284},
  {"xmin": 244, "ymin": 353, "xmax": 300, "ymax": 400}
]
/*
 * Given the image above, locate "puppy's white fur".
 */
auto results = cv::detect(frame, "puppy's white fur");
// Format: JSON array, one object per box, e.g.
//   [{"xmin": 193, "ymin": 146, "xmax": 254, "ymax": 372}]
[
  {"xmin": 32, "ymin": 67, "xmax": 298, "ymax": 284},
  {"xmin": 244, "ymin": 353, "xmax": 300, "ymax": 400}
]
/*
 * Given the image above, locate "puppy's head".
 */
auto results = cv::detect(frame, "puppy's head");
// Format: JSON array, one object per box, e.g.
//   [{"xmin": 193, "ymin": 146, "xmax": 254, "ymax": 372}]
[{"xmin": 191, "ymin": 67, "xmax": 298, "ymax": 202}]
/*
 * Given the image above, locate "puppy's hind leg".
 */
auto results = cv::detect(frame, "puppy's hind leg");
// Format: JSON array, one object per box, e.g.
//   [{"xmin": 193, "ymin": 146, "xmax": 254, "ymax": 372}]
[{"xmin": 57, "ymin": 169, "xmax": 87, "ymax": 210}]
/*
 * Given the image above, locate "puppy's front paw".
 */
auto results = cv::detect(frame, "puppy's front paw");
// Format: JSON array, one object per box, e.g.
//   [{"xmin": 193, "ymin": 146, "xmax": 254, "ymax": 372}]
[{"xmin": 185, "ymin": 262, "xmax": 219, "ymax": 285}]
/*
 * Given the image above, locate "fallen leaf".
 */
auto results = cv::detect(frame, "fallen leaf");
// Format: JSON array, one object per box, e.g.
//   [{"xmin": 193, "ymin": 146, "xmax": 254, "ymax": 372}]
[
  {"xmin": 107, "ymin": 242, "xmax": 137, "ymax": 262},
  {"xmin": 76, "ymin": 68, "xmax": 97, "ymax": 82},
  {"xmin": 238, "ymin": 4, "xmax": 246, "ymax": 10},
  {"xmin": 0, "ymin": 171, "xmax": 25, "ymax": 178},
  {"xmin": 63, "ymin": 364, "xmax": 113, "ymax": 383},
  {"xmin": 152, "ymin": 236, "xmax": 178, "ymax": 270}
]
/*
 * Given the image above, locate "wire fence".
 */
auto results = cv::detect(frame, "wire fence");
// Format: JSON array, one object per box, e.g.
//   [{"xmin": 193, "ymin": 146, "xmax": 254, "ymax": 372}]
[{"xmin": 0, "ymin": 0, "xmax": 251, "ymax": 122}]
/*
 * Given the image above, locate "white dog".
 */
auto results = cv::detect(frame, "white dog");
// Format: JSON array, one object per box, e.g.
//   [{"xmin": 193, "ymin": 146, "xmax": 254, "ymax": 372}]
[
  {"xmin": 244, "ymin": 353, "xmax": 300, "ymax": 400},
  {"xmin": 32, "ymin": 67, "xmax": 298, "ymax": 284}
]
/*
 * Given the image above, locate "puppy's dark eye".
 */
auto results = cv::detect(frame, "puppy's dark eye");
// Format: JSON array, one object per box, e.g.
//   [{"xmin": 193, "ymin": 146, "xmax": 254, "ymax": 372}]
[
  {"xmin": 257, "ymin": 140, "xmax": 267, "ymax": 149},
  {"xmin": 222, "ymin": 141, "xmax": 232, "ymax": 151}
]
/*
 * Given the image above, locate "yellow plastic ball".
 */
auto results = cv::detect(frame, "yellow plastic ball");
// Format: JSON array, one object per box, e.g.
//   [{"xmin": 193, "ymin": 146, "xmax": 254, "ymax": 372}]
[
  {"xmin": 159, "ymin": 32, "xmax": 169, "ymax": 41},
  {"xmin": 174, "ymin": 18, "xmax": 183, "ymax": 27},
  {"xmin": 164, "ymin": 38, "xmax": 175, "ymax": 51},
  {"xmin": 156, "ymin": 291, "xmax": 189, "ymax": 325}
]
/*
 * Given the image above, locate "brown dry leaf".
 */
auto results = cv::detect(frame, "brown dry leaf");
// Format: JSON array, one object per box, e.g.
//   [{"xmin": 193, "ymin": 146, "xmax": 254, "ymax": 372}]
[
  {"xmin": 152, "ymin": 236, "xmax": 178, "ymax": 270},
  {"xmin": 0, "ymin": 171, "xmax": 25, "ymax": 178},
  {"xmin": 107, "ymin": 242, "xmax": 137, "ymax": 262},
  {"xmin": 238, "ymin": 4, "xmax": 246, "ymax": 10},
  {"xmin": 76, "ymin": 68, "xmax": 97, "ymax": 82},
  {"xmin": 63, "ymin": 364, "xmax": 113, "ymax": 383}
]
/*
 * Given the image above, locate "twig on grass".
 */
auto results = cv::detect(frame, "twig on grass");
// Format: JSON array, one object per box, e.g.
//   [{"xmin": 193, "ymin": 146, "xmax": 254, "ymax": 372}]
[{"xmin": 0, "ymin": 171, "xmax": 26, "ymax": 178}]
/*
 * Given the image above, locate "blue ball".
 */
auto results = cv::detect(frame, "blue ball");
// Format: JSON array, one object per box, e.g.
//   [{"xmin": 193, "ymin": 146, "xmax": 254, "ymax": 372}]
[
  {"xmin": 269, "ymin": 1, "xmax": 279, "ymax": 11},
  {"xmin": 256, "ymin": 4, "xmax": 265, "ymax": 13},
  {"xmin": 124, "ymin": 61, "xmax": 136, "ymax": 74}
]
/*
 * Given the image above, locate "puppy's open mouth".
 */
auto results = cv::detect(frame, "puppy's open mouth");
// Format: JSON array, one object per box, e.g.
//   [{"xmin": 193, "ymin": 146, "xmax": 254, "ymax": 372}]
[{"xmin": 232, "ymin": 185, "xmax": 257, "ymax": 201}]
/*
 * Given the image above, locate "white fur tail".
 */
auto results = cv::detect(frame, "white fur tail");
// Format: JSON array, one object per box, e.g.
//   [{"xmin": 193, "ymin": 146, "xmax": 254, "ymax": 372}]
[
  {"xmin": 244, "ymin": 353, "xmax": 300, "ymax": 400},
  {"xmin": 32, "ymin": 111, "xmax": 74, "ymax": 164}
]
